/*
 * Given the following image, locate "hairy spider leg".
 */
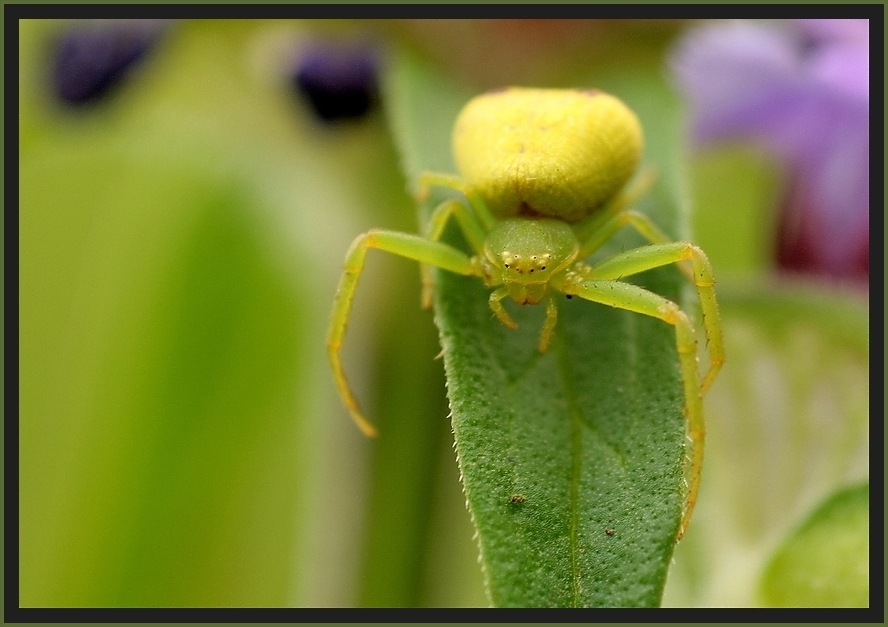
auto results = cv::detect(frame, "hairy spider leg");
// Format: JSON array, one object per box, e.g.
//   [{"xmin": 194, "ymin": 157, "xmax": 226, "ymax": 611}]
[
  {"xmin": 488, "ymin": 271, "xmax": 559, "ymax": 354},
  {"xmin": 587, "ymin": 242, "xmax": 725, "ymax": 393},
  {"xmin": 415, "ymin": 171, "xmax": 499, "ymax": 308},
  {"xmin": 420, "ymin": 197, "xmax": 488, "ymax": 308},
  {"xmin": 572, "ymin": 166, "xmax": 658, "ymax": 245},
  {"xmin": 576, "ymin": 209, "xmax": 675, "ymax": 261},
  {"xmin": 555, "ymin": 241, "xmax": 724, "ymax": 538},
  {"xmin": 572, "ymin": 168, "xmax": 695, "ymax": 283},
  {"xmin": 551, "ymin": 275, "xmax": 704, "ymax": 540},
  {"xmin": 488, "ymin": 286, "xmax": 518, "ymax": 329},
  {"xmin": 416, "ymin": 171, "xmax": 497, "ymax": 230},
  {"xmin": 538, "ymin": 294, "xmax": 559, "ymax": 353},
  {"xmin": 327, "ymin": 230, "xmax": 477, "ymax": 437}
]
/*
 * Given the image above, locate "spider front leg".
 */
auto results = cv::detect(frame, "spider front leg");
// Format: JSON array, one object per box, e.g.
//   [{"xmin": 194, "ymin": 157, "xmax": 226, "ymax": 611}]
[
  {"xmin": 556, "ymin": 241, "xmax": 724, "ymax": 539},
  {"xmin": 539, "ymin": 294, "xmax": 559, "ymax": 353},
  {"xmin": 488, "ymin": 287, "xmax": 558, "ymax": 353},
  {"xmin": 327, "ymin": 229, "xmax": 478, "ymax": 437},
  {"xmin": 415, "ymin": 172, "xmax": 497, "ymax": 308},
  {"xmin": 587, "ymin": 242, "xmax": 725, "ymax": 393},
  {"xmin": 416, "ymin": 172, "xmax": 497, "ymax": 230},
  {"xmin": 572, "ymin": 167, "xmax": 659, "ymax": 252},
  {"xmin": 488, "ymin": 286, "xmax": 518, "ymax": 330},
  {"xmin": 552, "ymin": 274, "xmax": 706, "ymax": 540},
  {"xmin": 420, "ymin": 197, "xmax": 488, "ymax": 309}
]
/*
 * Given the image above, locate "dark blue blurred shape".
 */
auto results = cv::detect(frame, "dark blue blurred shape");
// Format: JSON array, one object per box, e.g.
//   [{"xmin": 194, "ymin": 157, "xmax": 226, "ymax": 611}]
[
  {"xmin": 52, "ymin": 19, "xmax": 167, "ymax": 106},
  {"xmin": 293, "ymin": 41, "xmax": 379, "ymax": 123}
]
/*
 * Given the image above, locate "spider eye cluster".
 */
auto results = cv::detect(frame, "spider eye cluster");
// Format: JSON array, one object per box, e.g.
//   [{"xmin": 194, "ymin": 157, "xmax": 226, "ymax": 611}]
[{"xmin": 500, "ymin": 251, "xmax": 552, "ymax": 275}]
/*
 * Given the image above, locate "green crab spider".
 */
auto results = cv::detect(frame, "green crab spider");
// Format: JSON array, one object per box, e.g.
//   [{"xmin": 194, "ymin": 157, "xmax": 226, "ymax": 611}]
[{"xmin": 327, "ymin": 88, "xmax": 724, "ymax": 539}]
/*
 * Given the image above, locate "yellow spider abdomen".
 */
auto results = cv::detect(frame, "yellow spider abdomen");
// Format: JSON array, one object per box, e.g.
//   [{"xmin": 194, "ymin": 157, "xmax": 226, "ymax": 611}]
[{"xmin": 452, "ymin": 88, "xmax": 643, "ymax": 222}]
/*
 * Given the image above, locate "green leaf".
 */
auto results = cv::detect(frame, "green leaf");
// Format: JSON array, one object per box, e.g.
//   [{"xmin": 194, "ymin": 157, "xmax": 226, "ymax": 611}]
[
  {"xmin": 384, "ymin": 47, "xmax": 691, "ymax": 607},
  {"xmin": 662, "ymin": 280, "xmax": 868, "ymax": 608},
  {"xmin": 759, "ymin": 483, "xmax": 869, "ymax": 607},
  {"xmin": 19, "ymin": 20, "xmax": 370, "ymax": 607},
  {"xmin": 689, "ymin": 145, "xmax": 783, "ymax": 277},
  {"xmin": 20, "ymin": 142, "xmax": 307, "ymax": 606}
]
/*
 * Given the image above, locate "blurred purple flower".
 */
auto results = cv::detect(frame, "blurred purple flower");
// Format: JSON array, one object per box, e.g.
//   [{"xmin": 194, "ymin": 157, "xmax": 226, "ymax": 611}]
[
  {"xmin": 52, "ymin": 19, "xmax": 169, "ymax": 106},
  {"xmin": 670, "ymin": 19, "xmax": 869, "ymax": 281},
  {"xmin": 292, "ymin": 40, "xmax": 379, "ymax": 124}
]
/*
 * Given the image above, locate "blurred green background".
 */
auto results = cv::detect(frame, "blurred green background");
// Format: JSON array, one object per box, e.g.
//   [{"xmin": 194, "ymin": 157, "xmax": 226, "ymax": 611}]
[
  {"xmin": 20, "ymin": 18, "xmax": 487, "ymax": 608},
  {"xmin": 19, "ymin": 19, "xmax": 868, "ymax": 608}
]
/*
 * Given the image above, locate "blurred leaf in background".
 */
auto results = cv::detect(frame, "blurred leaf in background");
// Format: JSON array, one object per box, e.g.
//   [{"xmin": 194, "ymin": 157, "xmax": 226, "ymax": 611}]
[
  {"xmin": 759, "ymin": 482, "xmax": 868, "ymax": 607},
  {"xmin": 20, "ymin": 18, "xmax": 483, "ymax": 607},
  {"xmin": 662, "ymin": 18, "xmax": 870, "ymax": 608}
]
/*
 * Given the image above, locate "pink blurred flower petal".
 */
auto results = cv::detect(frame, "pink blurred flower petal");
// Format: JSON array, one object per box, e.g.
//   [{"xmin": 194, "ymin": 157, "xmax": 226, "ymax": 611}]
[{"xmin": 670, "ymin": 19, "xmax": 869, "ymax": 282}]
